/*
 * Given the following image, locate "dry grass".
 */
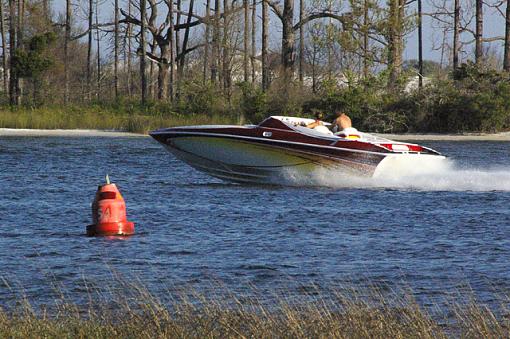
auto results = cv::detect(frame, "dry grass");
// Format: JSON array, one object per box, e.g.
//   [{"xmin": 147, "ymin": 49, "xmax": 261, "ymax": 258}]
[
  {"xmin": 0, "ymin": 106, "xmax": 236, "ymax": 134},
  {"xmin": 0, "ymin": 279, "xmax": 509, "ymax": 338}
]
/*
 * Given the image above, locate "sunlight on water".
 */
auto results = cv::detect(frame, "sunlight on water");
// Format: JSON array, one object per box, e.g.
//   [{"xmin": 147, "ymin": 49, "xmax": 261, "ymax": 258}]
[{"xmin": 286, "ymin": 159, "xmax": 510, "ymax": 192}]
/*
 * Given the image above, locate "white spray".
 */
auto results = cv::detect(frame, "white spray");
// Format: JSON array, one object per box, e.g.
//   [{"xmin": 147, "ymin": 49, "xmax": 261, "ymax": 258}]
[{"xmin": 284, "ymin": 158, "xmax": 510, "ymax": 192}]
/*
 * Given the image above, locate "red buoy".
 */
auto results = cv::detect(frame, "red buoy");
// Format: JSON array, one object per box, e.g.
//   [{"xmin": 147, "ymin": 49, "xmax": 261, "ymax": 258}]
[{"xmin": 86, "ymin": 175, "xmax": 135, "ymax": 236}]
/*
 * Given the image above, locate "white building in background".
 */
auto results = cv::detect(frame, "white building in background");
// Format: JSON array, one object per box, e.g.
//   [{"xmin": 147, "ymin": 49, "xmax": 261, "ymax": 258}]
[{"xmin": 404, "ymin": 75, "xmax": 432, "ymax": 93}]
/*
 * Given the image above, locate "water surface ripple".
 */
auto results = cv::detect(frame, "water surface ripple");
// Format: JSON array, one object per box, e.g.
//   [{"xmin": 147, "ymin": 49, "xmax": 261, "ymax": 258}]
[{"xmin": 0, "ymin": 136, "xmax": 509, "ymax": 307}]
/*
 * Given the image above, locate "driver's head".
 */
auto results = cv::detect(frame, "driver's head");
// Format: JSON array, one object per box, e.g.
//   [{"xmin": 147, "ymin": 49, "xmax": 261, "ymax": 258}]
[{"xmin": 314, "ymin": 111, "xmax": 324, "ymax": 120}]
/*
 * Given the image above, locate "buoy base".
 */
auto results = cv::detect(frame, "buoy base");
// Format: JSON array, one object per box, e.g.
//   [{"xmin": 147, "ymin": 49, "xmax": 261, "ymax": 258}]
[{"xmin": 86, "ymin": 221, "xmax": 135, "ymax": 236}]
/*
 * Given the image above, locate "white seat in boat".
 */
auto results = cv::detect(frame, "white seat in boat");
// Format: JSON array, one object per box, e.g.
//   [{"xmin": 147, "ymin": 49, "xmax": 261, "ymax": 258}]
[
  {"xmin": 335, "ymin": 127, "xmax": 361, "ymax": 139},
  {"xmin": 313, "ymin": 125, "xmax": 333, "ymax": 135}
]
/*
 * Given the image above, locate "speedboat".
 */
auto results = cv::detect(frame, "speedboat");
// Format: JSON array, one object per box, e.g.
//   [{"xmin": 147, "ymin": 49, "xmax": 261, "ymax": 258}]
[{"xmin": 149, "ymin": 116, "xmax": 445, "ymax": 184}]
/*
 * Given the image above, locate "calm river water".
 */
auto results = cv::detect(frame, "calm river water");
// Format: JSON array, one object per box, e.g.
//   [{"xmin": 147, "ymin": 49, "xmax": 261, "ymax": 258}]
[{"xmin": 1, "ymin": 136, "xmax": 509, "ymax": 308}]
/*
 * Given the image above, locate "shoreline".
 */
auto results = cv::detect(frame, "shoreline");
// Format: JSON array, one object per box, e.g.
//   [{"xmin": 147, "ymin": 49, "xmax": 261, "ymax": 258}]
[
  {"xmin": 374, "ymin": 132, "xmax": 510, "ymax": 141},
  {"xmin": 0, "ymin": 128, "xmax": 144, "ymax": 137},
  {"xmin": 1, "ymin": 128, "xmax": 510, "ymax": 141}
]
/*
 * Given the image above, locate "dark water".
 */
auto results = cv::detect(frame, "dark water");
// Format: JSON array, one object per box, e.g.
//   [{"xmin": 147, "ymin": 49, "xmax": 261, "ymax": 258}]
[{"xmin": 1, "ymin": 136, "xmax": 509, "ymax": 308}]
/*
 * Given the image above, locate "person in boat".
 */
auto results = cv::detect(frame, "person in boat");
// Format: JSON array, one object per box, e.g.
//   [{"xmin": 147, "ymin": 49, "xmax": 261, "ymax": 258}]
[
  {"xmin": 330, "ymin": 111, "xmax": 352, "ymax": 132},
  {"xmin": 331, "ymin": 111, "xmax": 360, "ymax": 139},
  {"xmin": 305, "ymin": 111, "xmax": 325, "ymax": 129},
  {"xmin": 304, "ymin": 111, "xmax": 333, "ymax": 134}
]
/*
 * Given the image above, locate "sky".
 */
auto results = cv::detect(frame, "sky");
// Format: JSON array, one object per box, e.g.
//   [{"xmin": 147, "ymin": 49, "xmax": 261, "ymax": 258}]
[
  {"xmin": 404, "ymin": 1, "xmax": 507, "ymax": 65},
  {"xmin": 51, "ymin": 0, "xmax": 508, "ymax": 65}
]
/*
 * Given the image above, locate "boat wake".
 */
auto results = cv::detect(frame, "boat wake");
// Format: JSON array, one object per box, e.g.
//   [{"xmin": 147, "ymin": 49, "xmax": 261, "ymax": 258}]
[{"xmin": 284, "ymin": 159, "xmax": 510, "ymax": 192}]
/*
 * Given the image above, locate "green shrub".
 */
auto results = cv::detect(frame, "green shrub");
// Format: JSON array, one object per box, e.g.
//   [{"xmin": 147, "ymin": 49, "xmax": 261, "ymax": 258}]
[
  {"xmin": 175, "ymin": 79, "xmax": 229, "ymax": 115},
  {"xmin": 403, "ymin": 63, "xmax": 510, "ymax": 133},
  {"xmin": 237, "ymin": 81, "xmax": 269, "ymax": 124},
  {"xmin": 302, "ymin": 75, "xmax": 409, "ymax": 133}
]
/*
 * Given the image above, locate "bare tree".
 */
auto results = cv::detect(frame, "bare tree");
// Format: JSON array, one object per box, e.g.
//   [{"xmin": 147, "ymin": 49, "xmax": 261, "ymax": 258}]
[
  {"xmin": 251, "ymin": 0, "xmax": 256, "ymax": 83},
  {"xmin": 121, "ymin": 0, "xmax": 204, "ymax": 100},
  {"xmin": 64, "ymin": 0, "xmax": 71, "ymax": 103},
  {"xmin": 211, "ymin": 0, "xmax": 220, "ymax": 82},
  {"xmin": 305, "ymin": 22, "xmax": 322, "ymax": 92},
  {"xmin": 475, "ymin": 0, "xmax": 483, "ymax": 64},
  {"xmin": 114, "ymin": 0, "xmax": 119, "ymax": 99},
  {"xmin": 175, "ymin": 0, "xmax": 181, "ymax": 69},
  {"xmin": 267, "ymin": 0, "xmax": 352, "ymax": 80},
  {"xmin": 203, "ymin": 0, "xmax": 210, "ymax": 81},
  {"xmin": 177, "ymin": 0, "xmax": 194, "ymax": 82},
  {"xmin": 126, "ymin": 0, "xmax": 132, "ymax": 95},
  {"xmin": 140, "ymin": 0, "xmax": 147, "ymax": 103},
  {"xmin": 0, "ymin": 0, "xmax": 9, "ymax": 94},
  {"xmin": 504, "ymin": 0, "xmax": 510, "ymax": 70},
  {"xmin": 149, "ymin": 38, "xmax": 155, "ymax": 99},
  {"xmin": 222, "ymin": 0, "xmax": 230, "ymax": 94},
  {"xmin": 16, "ymin": 0, "xmax": 22, "ymax": 101},
  {"xmin": 281, "ymin": 0, "xmax": 294, "ymax": 79},
  {"xmin": 453, "ymin": 0, "xmax": 460, "ymax": 69},
  {"xmin": 363, "ymin": 0, "xmax": 369, "ymax": 78},
  {"xmin": 299, "ymin": 0, "xmax": 304, "ymax": 83},
  {"xmin": 418, "ymin": 0, "xmax": 423, "ymax": 87},
  {"xmin": 387, "ymin": 0, "xmax": 405, "ymax": 89},
  {"xmin": 243, "ymin": 0, "xmax": 249, "ymax": 82},
  {"xmin": 87, "ymin": 0, "xmax": 93, "ymax": 99},
  {"xmin": 261, "ymin": 0, "xmax": 268, "ymax": 90},
  {"xmin": 95, "ymin": 0, "xmax": 101, "ymax": 97},
  {"xmin": 168, "ymin": 0, "xmax": 175, "ymax": 101},
  {"xmin": 8, "ymin": 0, "xmax": 16, "ymax": 105}
]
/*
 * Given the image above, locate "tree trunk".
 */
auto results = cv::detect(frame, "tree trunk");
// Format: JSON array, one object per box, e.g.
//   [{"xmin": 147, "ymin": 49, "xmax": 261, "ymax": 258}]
[
  {"xmin": 243, "ymin": 0, "xmax": 249, "ymax": 82},
  {"xmin": 114, "ymin": 0, "xmax": 119, "ymax": 99},
  {"xmin": 176, "ymin": 0, "xmax": 194, "ymax": 98},
  {"xmin": 387, "ymin": 0, "xmax": 404, "ymax": 89},
  {"xmin": 95, "ymin": 0, "xmax": 101, "ymax": 98},
  {"xmin": 363, "ymin": 0, "xmax": 369, "ymax": 78},
  {"xmin": 168, "ymin": 0, "xmax": 174, "ymax": 101},
  {"xmin": 453, "ymin": 0, "xmax": 460, "ymax": 69},
  {"xmin": 149, "ymin": 41, "xmax": 155, "ymax": 98},
  {"xmin": 210, "ymin": 0, "xmax": 220, "ymax": 82},
  {"xmin": 262, "ymin": 0, "xmax": 269, "ymax": 90},
  {"xmin": 16, "ymin": 0, "xmax": 22, "ymax": 102},
  {"xmin": 222, "ymin": 0, "xmax": 230, "ymax": 95},
  {"xmin": 417, "ymin": 0, "xmax": 423, "ymax": 88},
  {"xmin": 0, "ymin": 1, "xmax": 9, "ymax": 95},
  {"xmin": 475, "ymin": 0, "xmax": 483, "ymax": 65},
  {"xmin": 64, "ymin": 0, "xmax": 70, "ymax": 104},
  {"xmin": 8, "ymin": 0, "xmax": 16, "ymax": 105},
  {"xmin": 174, "ymin": 0, "xmax": 180, "ymax": 92},
  {"xmin": 157, "ymin": 44, "xmax": 170, "ymax": 100},
  {"xmin": 251, "ymin": 0, "xmax": 256, "ymax": 83},
  {"xmin": 16, "ymin": 0, "xmax": 22, "ymax": 45},
  {"xmin": 503, "ymin": 0, "xmax": 510, "ymax": 71},
  {"xmin": 175, "ymin": 0, "xmax": 181, "ymax": 68},
  {"xmin": 312, "ymin": 45, "xmax": 317, "ymax": 92},
  {"xmin": 298, "ymin": 0, "xmax": 303, "ymax": 83},
  {"xmin": 126, "ymin": 0, "xmax": 132, "ymax": 96},
  {"xmin": 281, "ymin": 0, "xmax": 295, "ymax": 79},
  {"xmin": 140, "ymin": 0, "xmax": 147, "ymax": 103},
  {"xmin": 203, "ymin": 0, "xmax": 210, "ymax": 81},
  {"xmin": 87, "ymin": 0, "xmax": 92, "ymax": 100},
  {"xmin": 178, "ymin": 0, "xmax": 194, "ymax": 79}
]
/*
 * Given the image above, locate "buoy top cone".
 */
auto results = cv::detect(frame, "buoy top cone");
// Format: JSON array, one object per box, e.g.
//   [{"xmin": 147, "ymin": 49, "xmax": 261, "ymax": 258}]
[{"xmin": 87, "ymin": 175, "xmax": 135, "ymax": 236}]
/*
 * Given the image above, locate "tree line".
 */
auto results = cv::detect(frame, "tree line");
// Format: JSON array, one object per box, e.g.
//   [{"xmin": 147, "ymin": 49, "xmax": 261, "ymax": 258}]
[{"xmin": 1, "ymin": 0, "xmax": 510, "ymax": 132}]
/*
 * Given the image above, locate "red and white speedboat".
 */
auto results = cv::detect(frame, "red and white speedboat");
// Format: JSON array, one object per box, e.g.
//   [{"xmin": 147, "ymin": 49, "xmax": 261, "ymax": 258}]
[{"xmin": 150, "ymin": 116, "xmax": 445, "ymax": 184}]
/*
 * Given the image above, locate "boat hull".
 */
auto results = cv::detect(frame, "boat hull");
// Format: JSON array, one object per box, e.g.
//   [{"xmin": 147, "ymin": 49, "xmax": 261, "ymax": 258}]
[{"xmin": 160, "ymin": 135, "xmax": 386, "ymax": 184}]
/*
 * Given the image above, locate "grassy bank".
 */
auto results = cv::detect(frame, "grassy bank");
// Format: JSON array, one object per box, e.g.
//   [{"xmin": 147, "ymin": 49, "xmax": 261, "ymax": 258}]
[
  {"xmin": 1, "ymin": 282, "xmax": 508, "ymax": 338},
  {"xmin": 0, "ymin": 105, "xmax": 237, "ymax": 134}
]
